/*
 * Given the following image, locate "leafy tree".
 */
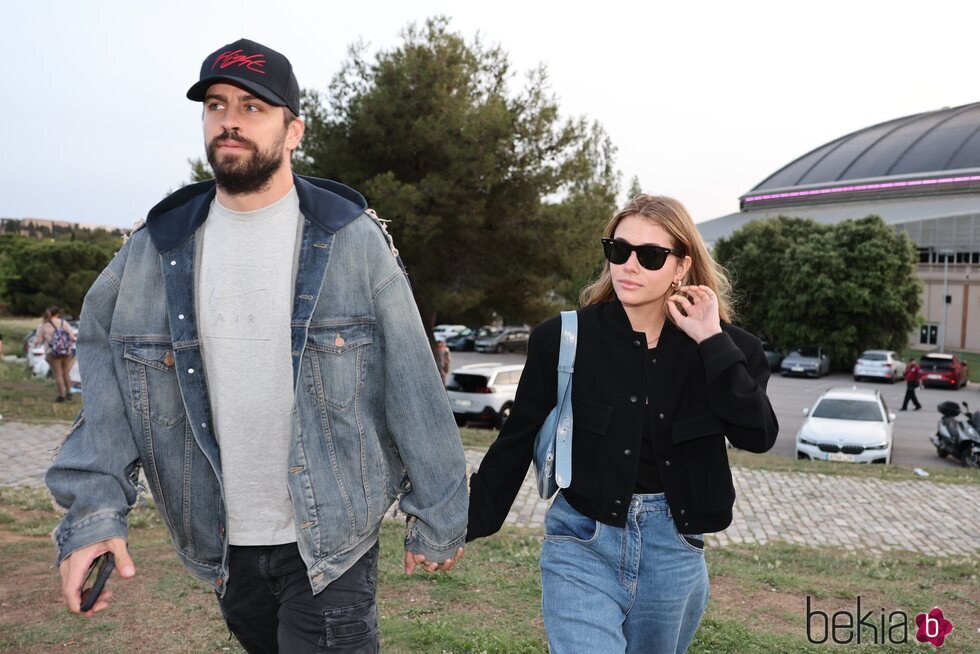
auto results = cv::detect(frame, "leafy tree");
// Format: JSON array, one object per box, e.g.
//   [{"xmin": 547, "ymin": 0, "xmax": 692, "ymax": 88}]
[
  {"xmin": 188, "ymin": 158, "xmax": 213, "ymax": 183},
  {"xmin": 715, "ymin": 215, "xmax": 921, "ymax": 370},
  {"xmin": 1, "ymin": 237, "xmax": 117, "ymax": 316},
  {"xmin": 627, "ymin": 175, "xmax": 643, "ymax": 199},
  {"xmin": 293, "ymin": 17, "xmax": 618, "ymax": 331}
]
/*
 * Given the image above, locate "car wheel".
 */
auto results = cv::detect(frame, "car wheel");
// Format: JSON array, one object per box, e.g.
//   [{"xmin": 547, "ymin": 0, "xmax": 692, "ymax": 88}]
[
  {"xmin": 495, "ymin": 403, "xmax": 512, "ymax": 430},
  {"xmin": 936, "ymin": 446, "xmax": 947, "ymax": 458},
  {"xmin": 964, "ymin": 450, "xmax": 979, "ymax": 468},
  {"xmin": 495, "ymin": 344, "xmax": 503, "ymax": 354},
  {"xmin": 854, "ymin": 376, "xmax": 861, "ymax": 382}
]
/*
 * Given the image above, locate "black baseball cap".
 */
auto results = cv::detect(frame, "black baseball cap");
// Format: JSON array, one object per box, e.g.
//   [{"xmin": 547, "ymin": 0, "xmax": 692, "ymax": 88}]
[{"xmin": 186, "ymin": 38, "xmax": 300, "ymax": 116}]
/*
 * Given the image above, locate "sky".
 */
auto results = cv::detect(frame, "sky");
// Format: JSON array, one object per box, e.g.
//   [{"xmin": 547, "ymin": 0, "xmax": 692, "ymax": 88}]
[{"xmin": 3, "ymin": 0, "xmax": 979, "ymax": 229}]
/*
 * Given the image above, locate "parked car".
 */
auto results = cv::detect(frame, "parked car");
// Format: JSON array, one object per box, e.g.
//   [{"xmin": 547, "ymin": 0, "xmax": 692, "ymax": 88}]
[
  {"xmin": 447, "ymin": 363, "xmax": 524, "ymax": 428},
  {"xmin": 474, "ymin": 326, "xmax": 530, "ymax": 353},
  {"xmin": 796, "ymin": 386, "xmax": 895, "ymax": 464},
  {"xmin": 445, "ymin": 326, "xmax": 494, "ymax": 352},
  {"xmin": 919, "ymin": 353, "xmax": 969, "ymax": 389},
  {"xmin": 853, "ymin": 350, "xmax": 906, "ymax": 383},
  {"xmin": 780, "ymin": 346, "xmax": 830, "ymax": 377},
  {"xmin": 432, "ymin": 324, "xmax": 468, "ymax": 342},
  {"xmin": 761, "ymin": 341, "xmax": 783, "ymax": 372}
]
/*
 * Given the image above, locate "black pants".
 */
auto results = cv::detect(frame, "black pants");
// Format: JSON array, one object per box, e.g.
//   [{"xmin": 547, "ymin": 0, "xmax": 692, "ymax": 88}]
[
  {"xmin": 217, "ymin": 540, "xmax": 380, "ymax": 653},
  {"xmin": 901, "ymin": 383, "xmax": 921, "ymax": 410}
]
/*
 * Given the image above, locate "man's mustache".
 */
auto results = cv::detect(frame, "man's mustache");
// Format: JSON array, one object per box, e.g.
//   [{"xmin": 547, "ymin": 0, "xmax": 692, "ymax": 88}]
[{"xmin": 210, "ymin": 131, "xmax": 255, "ymax": 150}]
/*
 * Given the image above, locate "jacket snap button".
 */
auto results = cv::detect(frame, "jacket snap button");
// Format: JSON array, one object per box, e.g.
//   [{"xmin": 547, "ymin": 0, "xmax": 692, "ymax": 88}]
[
  {"xmin": 665, "ymin": 459, "xmax": 671, "ymax": 466},
  {"xmin": 610, "ymin": 512, "xmax": 619, "ymax": 518},
  {"xmin": 658, "ymin": 413, "xmax": 665, "ymax": 420},
  {"xmin": 680, "ymin": 509, "xmax": 685, "ymax": 515},
  {"xmin": 632, "ymin": 340, "xmax": 641, "ymax": 348},
  {"xmin": 187, "ymin": 368, "xmax": 195, "ymax": 374},
  {"xmin": 651, "ymin": 358, "xmax": 657, "ymax": 364},
  {"xmin": 163, "ymin": 352, "xmax": 174, "ymax": 367},
  {"xmin": 215, "ymin": 578, "xmax": 223, "ymax": 587},
  {"xmin": 614, "ymin": 499, "xmax": 622, "ymax": 506},
  {"xmin": 623, "ymin": 449, "xmax": 632, "ymax": 456},
  {"xmin": 170, "ymin": 260, "xmax": 176, "ymax": 266},
  {"xmin": 629, "ymin": 395, "xmax": 638, "ymax": 403},
  {"xmin": 684, "ymin": 522, "xmax": 690, "ymax": 527},
  {"xmin": 335, "ymin": 335, "xmax": 345, "ymax": 347}
]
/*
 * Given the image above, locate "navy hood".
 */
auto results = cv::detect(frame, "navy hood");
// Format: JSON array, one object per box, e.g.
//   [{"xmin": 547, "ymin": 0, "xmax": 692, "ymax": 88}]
[{"xmin": 145, "ymin": 175, "xmax": 367, "ymax": 253}]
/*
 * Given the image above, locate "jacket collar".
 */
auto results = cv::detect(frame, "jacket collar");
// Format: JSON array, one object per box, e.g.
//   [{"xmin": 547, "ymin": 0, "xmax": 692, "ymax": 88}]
[
  {"xmin": 145, "ymin": 174, "xmax": 367, "ymax": 253},
  {"xmin": 599, "ymin": 299, "xmax": 687, "ymax": 350}
]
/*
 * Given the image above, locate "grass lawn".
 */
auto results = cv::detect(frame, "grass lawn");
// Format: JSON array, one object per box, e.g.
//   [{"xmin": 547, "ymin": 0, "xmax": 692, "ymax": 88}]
[
  {"xmin": 1, "ymin": 486, "xmax": 977, "ymax": 653},
  {"xmin": 0, "ymin": 358, "xmax": 80, "ymax": 422}
]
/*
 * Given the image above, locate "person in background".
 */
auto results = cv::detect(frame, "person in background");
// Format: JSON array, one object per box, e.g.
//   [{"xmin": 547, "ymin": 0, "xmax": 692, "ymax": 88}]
[
  {"xmin": 901, "ymin": 357, "xmax": 922, "ymax": 411},
  {"xmin": 434, "ymin": 339, "xmax": 452, "ymax": 386},
  {"xmin": 467, "ymin": 195, "xmax": 778, "ymax": 653},
  {"xmin": 35, "ymin": 305, "xmax": 76, "ymax": 402}
]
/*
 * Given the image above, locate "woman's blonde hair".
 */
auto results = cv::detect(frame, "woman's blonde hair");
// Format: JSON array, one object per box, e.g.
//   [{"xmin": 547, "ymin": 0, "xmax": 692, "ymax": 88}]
[{"xmin": 579, "ymin": 194, "xmax": 734, "ymax": 323}]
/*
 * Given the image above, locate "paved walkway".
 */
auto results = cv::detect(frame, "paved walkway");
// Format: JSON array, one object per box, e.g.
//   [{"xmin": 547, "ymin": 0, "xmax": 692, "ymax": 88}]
[{"xmin": 3, "ymin": 420, "xmax": 977, "ymax": 557}]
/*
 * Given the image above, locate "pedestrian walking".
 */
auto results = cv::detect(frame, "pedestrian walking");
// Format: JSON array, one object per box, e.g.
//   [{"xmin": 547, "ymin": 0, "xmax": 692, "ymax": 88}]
[
  {"xmin": 467, "ymin": 195, "xmax": 778, "ymax": 653},
  {"xmin": 901, "ymin": 357, "xmax": 923, "ymax": 410}
]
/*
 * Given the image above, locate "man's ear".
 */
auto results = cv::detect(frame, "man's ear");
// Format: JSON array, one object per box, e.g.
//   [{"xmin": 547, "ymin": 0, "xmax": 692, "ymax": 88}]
[{"xmin": 286, "ymin": 116, "xmax": 305, "ymax": 152}]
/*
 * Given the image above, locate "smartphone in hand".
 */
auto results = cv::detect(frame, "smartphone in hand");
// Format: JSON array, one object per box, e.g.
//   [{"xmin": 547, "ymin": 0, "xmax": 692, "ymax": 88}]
[{"xmin": 80, "ymin": 552, "xmax": 115, "ymax": 612}]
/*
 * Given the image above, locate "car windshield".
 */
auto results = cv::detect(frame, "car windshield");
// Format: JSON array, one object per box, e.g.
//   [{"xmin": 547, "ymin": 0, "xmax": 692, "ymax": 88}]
[
  {"xmin": 811, "ymin": 399, "xmax": 882, "ymax": 422},
  {"xmin": 447, "ymin": 374, "xmax": 489, "ymax": 392},
  {"xmin": 860, "ymin": 352, "xmax": 886, "ymax": 361},
  {"xmin": 790, "ymin": 347, "xmax": 819, "ymax": 358}
]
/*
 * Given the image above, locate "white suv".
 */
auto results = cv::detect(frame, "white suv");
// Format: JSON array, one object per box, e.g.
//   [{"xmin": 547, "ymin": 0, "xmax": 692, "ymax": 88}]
[{"xmin": 447, "ymin": 363, "xmax": 524, "ymax": 429}]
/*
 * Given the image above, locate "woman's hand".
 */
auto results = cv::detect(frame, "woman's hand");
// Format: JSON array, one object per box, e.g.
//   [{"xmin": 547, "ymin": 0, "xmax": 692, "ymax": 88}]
[{"xmin": 667, "ymin": 285, "xmax": 723, "ymax": 344}]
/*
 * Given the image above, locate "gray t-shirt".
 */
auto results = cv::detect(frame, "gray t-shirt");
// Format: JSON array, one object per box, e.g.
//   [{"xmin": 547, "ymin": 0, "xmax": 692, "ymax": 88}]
[{"xmin": 198, "ymin": 186, "xmax": 301, "ymax": 545}]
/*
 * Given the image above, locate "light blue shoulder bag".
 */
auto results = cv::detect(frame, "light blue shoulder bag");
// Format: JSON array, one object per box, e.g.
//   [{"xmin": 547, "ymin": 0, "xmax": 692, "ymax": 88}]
[{"xmin": 532, "ymin": 310, "xmax": 577, "ymax": 499}]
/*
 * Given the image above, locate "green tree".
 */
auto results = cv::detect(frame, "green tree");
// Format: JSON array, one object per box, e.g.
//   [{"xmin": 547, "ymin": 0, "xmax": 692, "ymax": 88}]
[
  {"xmin": 188, "ymin": 157, "xmax": 213, "ymax": 183},
  {"xmin": 1, "ymin": 238, "xmax": 117, "ymax": 316},
  {"xmin": 627, "ymin": 175, "xmax": 642, "ymax": 199},
  {"xmin": 715, "ymin": 215, "xmax": 921, "ymax": 370},
  {"xmin": 294, "ymin": 17, "xmax": 619, "ymax": 331}
]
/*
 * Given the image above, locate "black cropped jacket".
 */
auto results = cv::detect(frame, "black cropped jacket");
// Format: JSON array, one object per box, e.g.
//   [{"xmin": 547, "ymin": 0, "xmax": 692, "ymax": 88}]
[{"xmin": 467, "ymin": 300, "xmax": 778, "ymax": 538}]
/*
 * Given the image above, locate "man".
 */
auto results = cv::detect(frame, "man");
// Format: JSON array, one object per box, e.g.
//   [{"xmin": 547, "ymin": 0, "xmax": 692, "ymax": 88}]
[
  {"xmin": 901, "ymin": 357, "xmax": 922, "ymax": 411},
  {"xmin": 46, "ymin": 38, "xmax": 467, "ymax": 653}
]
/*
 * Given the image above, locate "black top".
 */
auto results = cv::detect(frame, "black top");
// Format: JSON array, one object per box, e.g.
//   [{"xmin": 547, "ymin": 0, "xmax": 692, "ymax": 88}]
[
  {"xmin": 634, "ymin": 346, "xmax": 664, "ymax": 494},
  {"xmin": 466, "ymin": 300, "xmax": 779, "ymax": 539}
]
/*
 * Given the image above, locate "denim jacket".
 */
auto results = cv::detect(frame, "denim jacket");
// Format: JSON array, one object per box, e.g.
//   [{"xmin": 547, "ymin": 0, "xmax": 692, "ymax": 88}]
[{"xmin": 46, "ymin": 175, "xmax": 468, "ymax": 595}]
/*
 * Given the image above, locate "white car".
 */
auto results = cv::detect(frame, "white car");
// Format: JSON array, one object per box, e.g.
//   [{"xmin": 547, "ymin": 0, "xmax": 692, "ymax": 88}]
[
  {"xmin": 446, "ymin": 363, "xmax": 524, "ymax": 429},
  {"xmin": 432, "ymin": 324, "xmax": 468, "ymax": 342},
  {"xmin": 796, "ymin": 387, "xmax": 895, "ymax": 464},
  {"xmin": 853, "ymin": 350, "xmax": 907, "ymax": 383}
]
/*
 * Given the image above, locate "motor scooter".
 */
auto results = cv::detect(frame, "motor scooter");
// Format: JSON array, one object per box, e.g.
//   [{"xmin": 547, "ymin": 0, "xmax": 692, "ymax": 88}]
[{"xmin": 932, "ymin": 401, "xmax": 980, "ymax": 468}]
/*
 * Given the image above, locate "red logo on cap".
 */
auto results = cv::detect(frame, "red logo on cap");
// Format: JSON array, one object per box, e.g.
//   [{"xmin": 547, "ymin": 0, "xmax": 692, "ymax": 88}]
[{"xmin": 212, "ymin": 49, "xmax": 266, "ymax": 74}]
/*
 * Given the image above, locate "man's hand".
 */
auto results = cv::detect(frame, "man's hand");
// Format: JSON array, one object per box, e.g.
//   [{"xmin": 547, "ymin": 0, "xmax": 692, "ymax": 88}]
[
  {"xmin": 59, "ymin": 537, "xmax": 136, "ymax": 616},
  {"xmin": 404, "ymin": 547, "xmax": 464, "ymax": 575}
]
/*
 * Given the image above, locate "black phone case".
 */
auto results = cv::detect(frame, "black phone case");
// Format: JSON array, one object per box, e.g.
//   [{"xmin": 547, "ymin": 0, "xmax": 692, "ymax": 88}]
[{"xmin": 80, "ymin": 553, "xmax": 116, "ymax": 612}]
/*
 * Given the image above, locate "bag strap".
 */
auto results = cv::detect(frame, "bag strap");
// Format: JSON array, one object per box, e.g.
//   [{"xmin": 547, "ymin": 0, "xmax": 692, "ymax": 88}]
[{"xmin": 554, "ymin": 310, "xmax": 578, "ymax": 488}]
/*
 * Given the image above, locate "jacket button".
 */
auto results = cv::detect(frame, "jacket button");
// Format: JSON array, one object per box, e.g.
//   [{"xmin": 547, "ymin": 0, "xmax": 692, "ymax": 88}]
[
  {"xmin": 623, "ymin": 449, "xmax": 632, "ymax": 456},
  {"xmin": 632, "ymin": 339, "xmax": 641, "ymax": 348},
  {"xmin": 611, "ymin": 512, "xmax": 619, "ymax": 518},
  {"xmin": 679, "ymin": 509, "xmax": 685, "ymax": 515},
  {"xmin": 614, "ymin": 499, "xmax": 622, "ymax": 506},
  {"xmin": 658, "ymin": 413, "xmax": 665, "ymax": 420},
  {"xmin": 215, "ymin": 578, "xmax": 223, "ymax": 587},
  {"xmin": 665, "ymin": 459, "xmax": 671, "ymax": 466},
  {"xmin": 684, "ymin": 522, "xmax": 690, "ymax": 527},
  {"xmin": 629, "ymin": 395, "xmax": 638, "ymax": 403},
  {"xmin": 651, "ymin": 358, "xmax": 657, "ymax": 365}
]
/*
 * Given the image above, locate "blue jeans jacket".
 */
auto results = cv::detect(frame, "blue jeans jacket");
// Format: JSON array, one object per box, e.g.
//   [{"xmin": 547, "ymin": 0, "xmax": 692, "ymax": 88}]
[{"xmin": 46, "ymin": 175, "xmax": 468, "ymax": 595}]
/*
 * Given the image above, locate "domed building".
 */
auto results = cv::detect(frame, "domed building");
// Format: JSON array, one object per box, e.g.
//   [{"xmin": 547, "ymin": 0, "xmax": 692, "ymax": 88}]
[{"xmin": 699, "ymin": 101, "xmax": 980, "ymax": 351}]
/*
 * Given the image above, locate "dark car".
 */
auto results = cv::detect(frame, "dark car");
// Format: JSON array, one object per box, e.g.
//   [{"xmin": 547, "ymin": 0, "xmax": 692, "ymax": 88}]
[
  {"xmin": 474, "ymin": 326, "xmax": 530, "ymax": 353},
  {"xmin": 919, "ymin": 353, "xmax": 969, "ymax": 389},
  {"xmin": 445, "ymin": 326, "xmax": 494, "ymax": 352},
  {"xmin": 780, "ymin": 346, "xmax": 831, "ymax": 378},
  {"xmin": 761, "ymin": 341, "xmax": 783, "ymax": 372}
]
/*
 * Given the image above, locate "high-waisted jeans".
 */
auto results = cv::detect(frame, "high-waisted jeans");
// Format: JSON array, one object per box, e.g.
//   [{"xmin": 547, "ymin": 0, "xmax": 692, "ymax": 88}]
[{"xmin": 540, "ymin": 492, "xmax": 710, "ymax": 653}]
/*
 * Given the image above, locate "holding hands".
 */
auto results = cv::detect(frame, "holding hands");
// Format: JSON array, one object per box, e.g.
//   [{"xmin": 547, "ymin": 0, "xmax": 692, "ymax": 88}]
[
  {"xmin": 667, "ymin": 285, "xmax": 723, "ymax": 344},
  {"xmin": 404, "ymin": 547, "xmax": 464, "ymax": 575}
]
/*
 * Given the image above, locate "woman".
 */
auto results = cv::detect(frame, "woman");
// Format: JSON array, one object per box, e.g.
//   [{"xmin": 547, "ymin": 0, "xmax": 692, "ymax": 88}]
[
  {"xmin": 467, "ymin": 195, "xmax": 778, "ymax": 653},
  {"xmin": 35, "ymin": 305, "xmax": 77, "ymax": 402}
]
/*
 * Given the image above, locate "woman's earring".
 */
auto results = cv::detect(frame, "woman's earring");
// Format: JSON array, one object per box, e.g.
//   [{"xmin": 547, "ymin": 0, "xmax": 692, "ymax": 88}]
[{"xmin": 672, "ymin": 279, "xmax": 681, "ymax": 291}]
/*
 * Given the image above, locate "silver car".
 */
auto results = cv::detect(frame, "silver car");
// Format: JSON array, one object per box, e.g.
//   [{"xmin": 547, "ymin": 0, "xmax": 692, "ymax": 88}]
[
  {"xmin": 853, "ymin": 350, "xmax": 907, "ymax": 384},
  {"xmin": 780, "ymin": 346, "xmax": 830, "ymax": 378}
]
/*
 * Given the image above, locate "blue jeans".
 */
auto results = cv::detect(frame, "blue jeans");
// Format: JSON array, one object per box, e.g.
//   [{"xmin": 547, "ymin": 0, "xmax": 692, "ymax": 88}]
[
  {"xmin": 540, "ymin": 493, "xmax": 709, "ymax": 653},
  {"xmin": 217, "ymin": 540, "xmax": 380, "ymax": 653}
]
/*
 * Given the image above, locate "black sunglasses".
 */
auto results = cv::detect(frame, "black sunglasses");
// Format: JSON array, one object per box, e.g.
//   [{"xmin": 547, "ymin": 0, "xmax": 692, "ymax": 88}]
[{"xmin": 601, "ymin": 238, "xmax": 685, "ymax": 271}]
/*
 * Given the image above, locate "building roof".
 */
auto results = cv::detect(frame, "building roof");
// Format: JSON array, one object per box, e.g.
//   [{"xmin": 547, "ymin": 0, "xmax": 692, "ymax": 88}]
[{"xmin": 753, "ymin": 102, "xmax": 980, "ymax": 191}]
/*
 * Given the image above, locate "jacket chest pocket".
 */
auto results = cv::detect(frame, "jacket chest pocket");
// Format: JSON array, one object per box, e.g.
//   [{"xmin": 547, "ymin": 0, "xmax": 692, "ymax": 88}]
[
  {"xmin": 123, "ymin": 342, "xmax": 185, "ymax": 427},
  {"xmin": 305, "ymin": 320, "xmax": 375, "ymax": 410}
]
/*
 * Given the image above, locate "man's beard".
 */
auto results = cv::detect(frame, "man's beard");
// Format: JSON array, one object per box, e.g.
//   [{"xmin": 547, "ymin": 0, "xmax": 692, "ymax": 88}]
[{"xmin": 206, "ymin": 129, "xmax": 286, "ymax": 195}]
